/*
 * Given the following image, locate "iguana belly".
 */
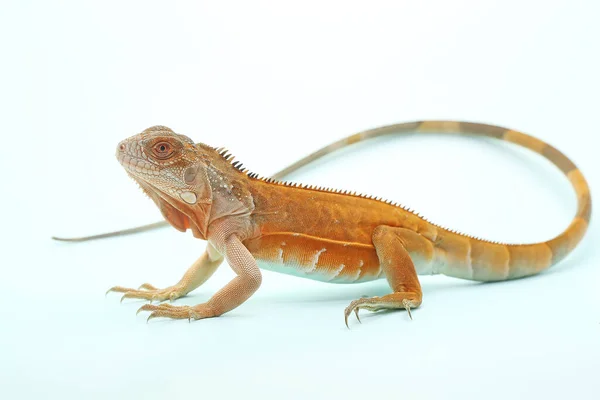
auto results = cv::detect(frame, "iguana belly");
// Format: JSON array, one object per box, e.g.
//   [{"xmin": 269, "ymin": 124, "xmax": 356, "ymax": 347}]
[{"xmin": 243, "ymin": 232, "xmax": 384, "ymax": 283}]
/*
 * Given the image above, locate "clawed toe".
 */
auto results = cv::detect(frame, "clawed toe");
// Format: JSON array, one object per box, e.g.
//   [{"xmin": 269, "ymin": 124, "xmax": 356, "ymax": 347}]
[
  {"xmin": 105, "ymin": 286, "xmax": 133, "ymax": 296},
  {"xmin": 137, "ymin": 304, "xmax": 191, "ymax": 322},
  {"xmin": 136, "ymin": 304, "xmax": 189, "ymax": 322},
  {"xmin": 135, "ymin": 303, "xmax": 214, "ymax": 322},
  {"xmin": 344, "ymin": 294, "xmax": 418, "ymax": 328},
  {"xmin": 402, "ymin": 299, "xmax": 413, "ymax": 320},
  {"xmin": 107, "ymin": 282, "xmax": 215, "ymax": 323},
  {"xmin": 344, "ymin": 298, "xmax": 373, "ymax": 328},
  {"xmin": 106, "ymin": 283, "xmax": 184, "ymax": 303}
]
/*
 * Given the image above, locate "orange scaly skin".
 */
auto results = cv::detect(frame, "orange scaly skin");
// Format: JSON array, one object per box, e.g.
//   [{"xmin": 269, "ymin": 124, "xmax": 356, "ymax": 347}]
[{"xmin": 85, "ymin": 121, "xmax": 589, "ymax": 326}]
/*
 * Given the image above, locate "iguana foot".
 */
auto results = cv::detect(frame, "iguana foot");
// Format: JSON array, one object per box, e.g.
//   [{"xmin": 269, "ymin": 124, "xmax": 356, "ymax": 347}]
[
  {"xmin": 344, "ymin": 293, "xmax": 419, "ymax": 328},
  {"xmin": 136, "ymin": 303, "xmax": 215, "ymax": 322},
  {"xmin": 106, "ymin": 283, "xmax": 186, "ymax": 303}
]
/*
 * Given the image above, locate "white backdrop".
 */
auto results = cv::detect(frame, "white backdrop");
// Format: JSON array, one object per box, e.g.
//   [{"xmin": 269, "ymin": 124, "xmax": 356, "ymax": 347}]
[{"xmin": 1, "ymin": 1, "xmax": 599, "ymax": 399}]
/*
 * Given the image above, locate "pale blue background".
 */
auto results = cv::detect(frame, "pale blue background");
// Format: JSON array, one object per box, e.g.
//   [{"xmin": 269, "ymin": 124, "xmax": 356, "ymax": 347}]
[{"xmin": 1, "ymin": 1, "xmax": 598, "ymax": 399}]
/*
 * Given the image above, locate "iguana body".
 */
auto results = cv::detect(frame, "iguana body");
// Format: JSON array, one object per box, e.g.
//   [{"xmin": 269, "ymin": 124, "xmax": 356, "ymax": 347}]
[{"xmin": 64, "ymin": 121, "xmax": 591, "ymax": 325}]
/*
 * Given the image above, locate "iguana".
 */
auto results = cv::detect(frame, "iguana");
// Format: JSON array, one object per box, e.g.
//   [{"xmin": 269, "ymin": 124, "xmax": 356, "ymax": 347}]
[{"xmin": 53, "ymin": 121, "xmax": 591, "ymax": 326}]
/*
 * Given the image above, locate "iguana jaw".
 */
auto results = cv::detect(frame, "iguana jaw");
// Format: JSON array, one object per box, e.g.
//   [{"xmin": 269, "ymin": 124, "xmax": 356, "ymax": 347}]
[{"xmin": 122, "ymin": 169, "xmax": 212, "ymax": 239}]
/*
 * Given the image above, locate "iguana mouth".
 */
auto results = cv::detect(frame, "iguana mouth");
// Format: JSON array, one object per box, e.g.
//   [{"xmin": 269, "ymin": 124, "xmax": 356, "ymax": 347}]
[{"xmin": 117, "ymin": 153, "xmax": 160, "ymax": 177}]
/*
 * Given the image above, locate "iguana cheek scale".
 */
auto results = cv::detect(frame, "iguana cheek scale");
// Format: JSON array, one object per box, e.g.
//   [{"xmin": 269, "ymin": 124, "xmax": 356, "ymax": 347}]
[{"xmin": 55, "ymin": 120, "xmax": 591, "ymax": 327}]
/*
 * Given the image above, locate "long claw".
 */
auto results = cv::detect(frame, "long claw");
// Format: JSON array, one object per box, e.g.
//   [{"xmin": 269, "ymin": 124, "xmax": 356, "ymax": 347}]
[
  {"xmin": 106, "ymin": 286, "xmax": 134, "ymax": 296},
  {"xmin": 147, "ymin": 312, "xmax": 161, "ymax": 323},
  {"xmin": 120, "ymin": 291, "xmax": 148, "ymax": 303},
  {"xmin": 136, "ymin": 304, "xmax": 155, "ymax": 315},
  {"xmin": 403, "ymin": 299, "xmax": 413, "ymax": 320},
  {"xmin": 120, "ymin": 291, "xmax": 150, "ymax": 303},
  {"xmin": 354, "ymin": 307, "xmax": 361, "ymax": 323},
  {"xmin": 146, "ymin": 308, "xmax": 191, "ymax": 322}
]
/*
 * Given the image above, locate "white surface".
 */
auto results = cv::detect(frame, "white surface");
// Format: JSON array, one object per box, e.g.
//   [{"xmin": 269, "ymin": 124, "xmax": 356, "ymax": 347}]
[{"xmin": 1, "ymin": 1, "xmax": 599, "ymax": 399}]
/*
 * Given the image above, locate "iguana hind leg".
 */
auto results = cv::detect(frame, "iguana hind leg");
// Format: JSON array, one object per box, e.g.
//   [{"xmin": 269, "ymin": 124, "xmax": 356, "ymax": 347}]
[
  {"xmin": 344, "ymin": 226, "xmax": 433, "ymax": 327},
  {"xmin": 107, "ymin": 244, "xmax": 223, "ymax": 303}
]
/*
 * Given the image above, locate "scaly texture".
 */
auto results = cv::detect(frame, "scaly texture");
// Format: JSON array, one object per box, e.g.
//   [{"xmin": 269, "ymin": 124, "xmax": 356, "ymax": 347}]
[{"xmin": 84, "ymin": 120, "xmax": 589, "ymax": 326}]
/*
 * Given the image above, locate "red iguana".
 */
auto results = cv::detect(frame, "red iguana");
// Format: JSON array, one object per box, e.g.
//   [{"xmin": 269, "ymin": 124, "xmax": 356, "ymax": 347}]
[{"xmin": 53, "ymin": 121, "xmax": 591, "ymax": 326}]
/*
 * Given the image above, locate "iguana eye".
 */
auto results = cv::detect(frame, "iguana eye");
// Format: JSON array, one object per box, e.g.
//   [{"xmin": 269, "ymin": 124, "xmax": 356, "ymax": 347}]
[{"xmin": 152, "ymin": 142, "xmax": 174, "ymax": 159}]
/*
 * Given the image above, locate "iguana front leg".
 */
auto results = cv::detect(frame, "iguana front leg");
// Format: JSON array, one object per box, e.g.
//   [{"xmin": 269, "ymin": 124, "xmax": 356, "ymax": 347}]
[
  {"xmin": 137, "ymin": 234, "xmax": 262, "ymax": 321},
  {"xmin": 107, "ymin": 243, "xmax": 223, "ymax": 302},
  {"xmin": 344, "ymin": 226, "xmax": 433, "ymax": 327}
]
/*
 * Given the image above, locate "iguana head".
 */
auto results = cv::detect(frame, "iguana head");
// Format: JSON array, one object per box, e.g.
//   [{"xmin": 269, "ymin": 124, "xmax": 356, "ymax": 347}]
[{"xmin": 116, "ymin": 125, "xmax": 216, "ymax": 239}]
